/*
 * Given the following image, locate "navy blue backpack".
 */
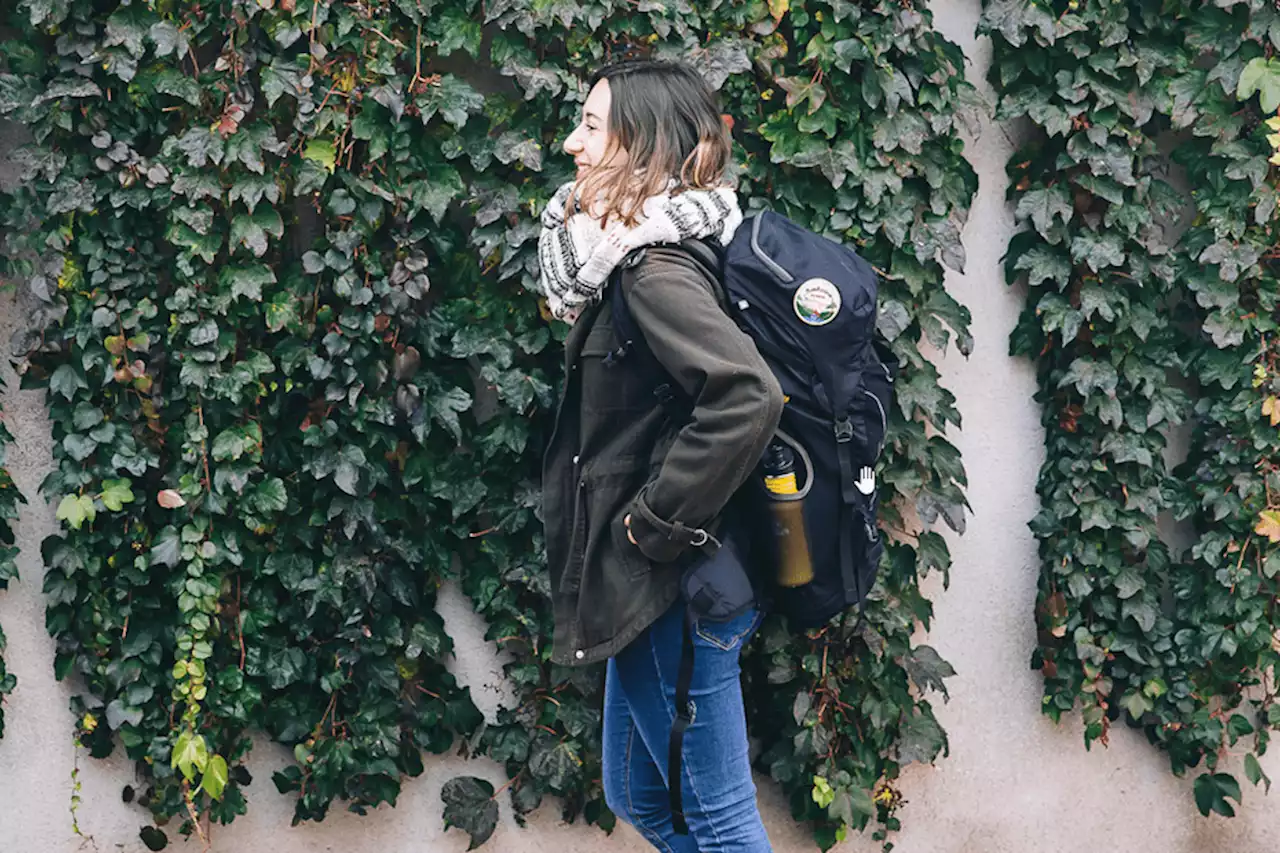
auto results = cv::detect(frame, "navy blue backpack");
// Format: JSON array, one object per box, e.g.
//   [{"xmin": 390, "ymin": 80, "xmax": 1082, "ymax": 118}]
[{"xmin": 609, "ymin": 210, "xmax": 897, "ymax": 834}]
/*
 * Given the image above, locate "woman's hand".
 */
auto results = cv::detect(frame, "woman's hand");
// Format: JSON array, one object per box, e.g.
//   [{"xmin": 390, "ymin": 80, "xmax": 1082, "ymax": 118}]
[{"xmin": 623, "ymin": 514, "xmax": 637, "ymax": 546}]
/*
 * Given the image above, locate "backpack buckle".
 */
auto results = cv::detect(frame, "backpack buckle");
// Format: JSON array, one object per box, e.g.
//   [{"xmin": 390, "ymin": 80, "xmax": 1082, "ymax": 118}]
[{"xmin": 834, "ymin": 417, "xmax": 854, "ymax": 443}]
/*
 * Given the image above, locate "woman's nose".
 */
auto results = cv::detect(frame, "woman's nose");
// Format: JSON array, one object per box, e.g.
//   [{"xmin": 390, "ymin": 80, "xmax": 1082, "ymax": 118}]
[{"xmin": 563, "ymin": 129, "xmax": 582, "ymax": 155}]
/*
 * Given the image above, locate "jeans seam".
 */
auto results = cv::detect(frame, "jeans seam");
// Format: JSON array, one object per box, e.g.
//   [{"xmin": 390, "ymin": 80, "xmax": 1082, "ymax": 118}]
[
  {"xmin": 651, "ymin": 623, "xmax": 726, "ymax": 852},
  {"xmin": 624, "ymin": 718, "xmax": 679, "ymax": 853},
  {"xmin": 694, "ymin": 610, "xmax": 762, "ymax": 651}
]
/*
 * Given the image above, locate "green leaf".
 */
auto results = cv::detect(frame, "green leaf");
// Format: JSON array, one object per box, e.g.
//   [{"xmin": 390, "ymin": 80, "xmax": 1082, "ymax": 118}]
[
  {"xmin": 151, "ymin": 526, "xmax": 181, "ymax": 568},
  {"xmin": 1120, "ymin": 690, "xmax": 1152, "ymax": 719},
  {"xmin": 100, "ymin": 478, "xmax": 135, "ymax": 512},
  {"xmin": 1236, "ymin": 58, "xmax": 1280, "ymax": 112},
  {"xmin": 50, "ymin": 364, "xmax": 87, "ymax": 401},
  {"xmin": 1070, "ymin": 230, "xmax": 1125, "ymax": 272},
  {"xmin": 154, "ymin": 69, "xmax": 201, "ymax": 106},
  {"xmin": 200, "ymin": 754, "xmax": 229, "ymax": 801},
  {"xmin": 902, "ymin": 645, "xmax": 957, "ymax": 700},
  {"xmin": 251, "ymin": 478, "xmax": 288, "ymax": 513},
  {"xmin": 1194, "ymin": 773, "xmax": 1242, "ymax": 817},
  {"xmin": 56, "ymin": 494, "xmax": 96, "ymax": 530},
  {"xmin": 1017, "ymin": 186, "xmax": 1073, "ymax": 234},
  {"xmin": 1014, "ymin": 246, "xmax": 1072, "ymax": 288},
  {"xmin": 230, "ymin": 208, "xmax": 283, "ymax": 258},
  {"xmin": 171, "ymin": 730, "xmax": 209, "ymax": 782},
  {"xmin": 303, "ymin": 140, "xmax": 337, "ymax": 174},
  {"xmin": 441, "ymin": 777, "xmax": 498, "ymax": 850},
  {"xmin": 1245, "ymin": 753, "xmax": 1270, "ymax": 793},
  {"xmin": 897, "ymin": 711, "xmax": 947, "ymax": 766},
  {"xmin": 220, "ymin": 264, "xmax": 276, "ymax": 302}
]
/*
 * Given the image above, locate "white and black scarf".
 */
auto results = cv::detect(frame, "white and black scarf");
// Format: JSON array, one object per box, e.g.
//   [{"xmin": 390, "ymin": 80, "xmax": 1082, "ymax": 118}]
[{"xmin": 536, "ymin": 179, "xmax": 743, "ymax": 323}]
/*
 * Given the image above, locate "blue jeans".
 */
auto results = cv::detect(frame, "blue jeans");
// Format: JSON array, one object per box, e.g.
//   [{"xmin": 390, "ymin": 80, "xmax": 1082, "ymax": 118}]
[{"xmin": 603, "ymin": 600, "xmax": 772, "ymax": 852}]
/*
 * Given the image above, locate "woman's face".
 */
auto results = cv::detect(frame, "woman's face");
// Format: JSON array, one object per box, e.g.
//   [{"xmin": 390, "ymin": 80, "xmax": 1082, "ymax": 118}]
[{"xmin": 564, "ymin": 79, "xmax": 617, "ymax": 179}]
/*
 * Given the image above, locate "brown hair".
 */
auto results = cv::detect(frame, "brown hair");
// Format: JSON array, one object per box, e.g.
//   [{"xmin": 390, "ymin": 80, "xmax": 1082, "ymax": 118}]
[{"xmin": 568, "ymin": 59, "xmax": 734, "ymax": 228}]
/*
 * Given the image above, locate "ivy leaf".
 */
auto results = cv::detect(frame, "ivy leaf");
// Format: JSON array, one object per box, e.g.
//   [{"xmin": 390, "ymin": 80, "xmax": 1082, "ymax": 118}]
[
  {"xmin": 1254, "ymin": 510, "xmax": 1280, "ymax": 543},
  {"xmin": 978, "ymin": 0, "xmax": 1057, "ymax": 47},
  {"xmin": 151, "ymin": 526, "xmax": 181, "ymax": 568},
  {"xmin": 494, "ymin": 133, "xmax": 543, "ymax": 171},
  {"xmin": 251, "ymin": 478, "xmax": 288, "ymax": 513},
  {"xmin": 266, "ymin": 294, "xmax": 301, "ymax": 332},
  {"xmin": 105, "ymin": 698, "xmax": 143, "ymax": 729},
  {"xmin": 901, "ymin": 645, "xmax": 956, "ymax": 700},
  {"xmin": 425, "ymin": 386, "xmax": 473, "ymax": 444},
  {"xmin": 1014, "ymin": 246, "xmax": 1072, "ymax": 287},
  {"xmin": 1245, "ymin": 753, "xmax": 1271, "ymax": 793},
  {"xmin": 529, "ymin": 739, "xmax": 580, "ymax": 790},
  {"xmin": 1016, "ymin": 186, "xmax": 1073, "ymax": 235},
  {"xmin": 171, "ymin": 730, "xmax": 209, "ymax": 782},
  {"xmin": 1120, "ymin": 690, "xmax": 1153, "ymax": 719},
  {"xmin": 154, "ymin": 70, "xmax": 202, "ymax": 106},
  {"xmin": 1237, "ymin": 58, "xmax": 1280, "ymax": 112},
  {"xmin": 230, "ymin": 208, "xmax": 284, "ymax": 258},
  {"xmin": 441, "ymin": 777, "xmax": 498, "ymax": 850},
  {"xmin": 417, "ymin": 75, "xmax": 485, "ymax": 129},
  {"xmin": 897, "ymin": 711, "xmax": 947, "ymax": 766},
  {"xmin": 100, "ymin": 478, "xmax": 135, "ymax": 512},
  {"xmin": 262, "ymin": 62, "xmax": 305, "ymax": 108},
  {"xmin": 56, "ymin": 494, "xmax": 96, "ymax": 530},
  {"xmin": 775, "ymin": 76, "xmax": 826, "ymax": 115},
  {"xmin": 303, "ymin": 140, "xmax": 337, "ymax": 174},
  {"xmin": 1058, "ymin": 358, "xmax": 1118, "ymax": 398},
  {"xmin": 1070, "ymin": 230, "xmax": 1125, "ymax": 272},
  {"xmin": 1194, "ymin": 773, "xmax": 1242, "ymax": 817},
  {"xmin": 157, "ymin": 489, "xmax": 186, "ymax": 509},
  {"xmin": 220, "ymin": 264, "xmax": 276, "ymax": 302},
  {"xmin": 877, "ymin": 299, "xmax": 910, "ymax": 342},
  {"xmin": 50, "ymin": 364, "xmax": 87, "ymax": 401},
  {"xmin": 149, "ymin": 21, "xmax": 189, "ymax": 58},
  {"xmin": 200, "ymin": 754, "xmax": 229, "ymax": 801}
]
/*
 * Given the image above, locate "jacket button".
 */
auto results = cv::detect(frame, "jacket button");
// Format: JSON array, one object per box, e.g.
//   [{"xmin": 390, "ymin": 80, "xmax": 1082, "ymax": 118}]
[
  {"xmin": 572, "ymin": 454, "xmax": 580, "ymax": 464},
  {"xmin": 575, "ymin": 650, "xmax": 585, "ymax": 660}
]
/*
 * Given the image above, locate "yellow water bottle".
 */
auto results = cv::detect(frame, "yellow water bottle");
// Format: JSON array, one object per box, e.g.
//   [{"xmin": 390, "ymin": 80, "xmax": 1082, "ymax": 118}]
[{"xmin": 762, "ymin": 442, "xmax": 814, "ymax": 587}]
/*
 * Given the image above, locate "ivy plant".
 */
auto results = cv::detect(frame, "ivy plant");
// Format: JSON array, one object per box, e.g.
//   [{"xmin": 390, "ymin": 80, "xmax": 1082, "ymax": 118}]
[
  {"xmin": 0, "ymin": 0, "xmax": 973, "ymax": 850},
  {"xmin": 0, "ymin": 376, "xmax": 21, "ymax": 741},
  {"xmin": 984, "ymin": 0, "xmax": 1280, "ymax": 818}
]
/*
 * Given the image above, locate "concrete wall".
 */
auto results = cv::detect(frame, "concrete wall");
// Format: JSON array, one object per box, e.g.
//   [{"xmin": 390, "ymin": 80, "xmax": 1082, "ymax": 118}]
[{"xmin": 2, "ymin": 1, "xmax": 1279, "ymax": 851}]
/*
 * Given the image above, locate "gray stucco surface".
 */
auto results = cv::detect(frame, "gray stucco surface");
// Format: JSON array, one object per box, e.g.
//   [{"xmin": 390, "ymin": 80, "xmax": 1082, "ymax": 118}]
[{"xmin": 2, "ymin": 1, "xmax": 1279, "ymax": 851}]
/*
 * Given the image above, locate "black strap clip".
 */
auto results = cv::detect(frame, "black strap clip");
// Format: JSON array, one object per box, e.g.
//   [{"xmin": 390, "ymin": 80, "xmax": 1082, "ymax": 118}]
[
  {"xmin": 834, "ymin": 416, "xmax": 854, "ymax": 443},
  {"xmin": 602, "ymin": 342, "xmax": 632, "ymax": 368}
]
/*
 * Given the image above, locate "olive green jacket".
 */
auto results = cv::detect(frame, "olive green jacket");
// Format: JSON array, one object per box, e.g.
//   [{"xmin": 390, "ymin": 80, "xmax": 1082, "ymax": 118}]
[{"xmin": 542, "ymin": 243, "xmax": 784, "ymax": 667}]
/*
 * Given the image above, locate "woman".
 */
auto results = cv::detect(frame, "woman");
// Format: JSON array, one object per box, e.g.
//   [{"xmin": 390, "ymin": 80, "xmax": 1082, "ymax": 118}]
[{"xmin": 538, "ymin": 59, "xmax": 784, "ymax": 852}]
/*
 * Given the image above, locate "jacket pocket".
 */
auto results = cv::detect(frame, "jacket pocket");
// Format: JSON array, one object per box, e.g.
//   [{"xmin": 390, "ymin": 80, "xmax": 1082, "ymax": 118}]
[
  {"xmin": 579, "ymin": 455, "xmax": 652, "ymax": 583},
  {"xmin": 611, "ymin": 509, "xmax": 652, "ymax": 581},
  {"xmin": 558, "ymin": 476, "xmax": 588, "ymax": 595},
  {"xmin": 580, "ymin": 325, "xmax": 654, "ymax": 413}
]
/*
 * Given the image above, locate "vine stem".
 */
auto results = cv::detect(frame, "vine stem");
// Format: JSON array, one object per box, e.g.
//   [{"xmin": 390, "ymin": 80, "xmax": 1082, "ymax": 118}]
[
  {"xmin": 181, "ymin": 781, "xmax": 210, "ymax": 851},
  {"xmin": 197, "ymin": 403, "xmax": 212, "ymax": 497}
]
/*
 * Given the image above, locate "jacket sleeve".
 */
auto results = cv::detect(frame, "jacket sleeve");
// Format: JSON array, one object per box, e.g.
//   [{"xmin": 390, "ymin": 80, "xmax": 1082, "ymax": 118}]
[{"xmin": 621, "ymin": 256, "xmax": 784, "ymax": 563}]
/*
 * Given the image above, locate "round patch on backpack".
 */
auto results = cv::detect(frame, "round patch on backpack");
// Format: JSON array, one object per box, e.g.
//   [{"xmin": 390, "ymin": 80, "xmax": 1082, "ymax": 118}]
[{"xmin": 793, "ymin": 278, "xmax": 841, "ymax": 326}]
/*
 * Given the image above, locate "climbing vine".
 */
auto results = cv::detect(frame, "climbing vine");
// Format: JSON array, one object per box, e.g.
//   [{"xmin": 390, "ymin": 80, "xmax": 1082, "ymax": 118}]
[
  {"xmin": 0, "ymin": 0, "xmax": 972, "ymax": 850},
  {"xmin": 985, "ymin": 0, "xmax": 1280, "ymax": 818},
  {"xmin": 0, "ymin": 375, "xmax": 20, "ymax": 741}
]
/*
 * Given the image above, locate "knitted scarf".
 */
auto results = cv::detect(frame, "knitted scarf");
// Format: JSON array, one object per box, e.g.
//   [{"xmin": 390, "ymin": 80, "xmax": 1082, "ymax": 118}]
[{"xmin": 536, "ymin": 179, "xmax": 743, "ymax": 323}]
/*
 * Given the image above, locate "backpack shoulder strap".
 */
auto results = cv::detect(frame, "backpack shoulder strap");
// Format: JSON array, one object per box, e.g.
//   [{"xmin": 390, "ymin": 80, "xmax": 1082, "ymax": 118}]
[{"xmin": 608, "ymin": 239, "xmax": 727, "ymax": 402}]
